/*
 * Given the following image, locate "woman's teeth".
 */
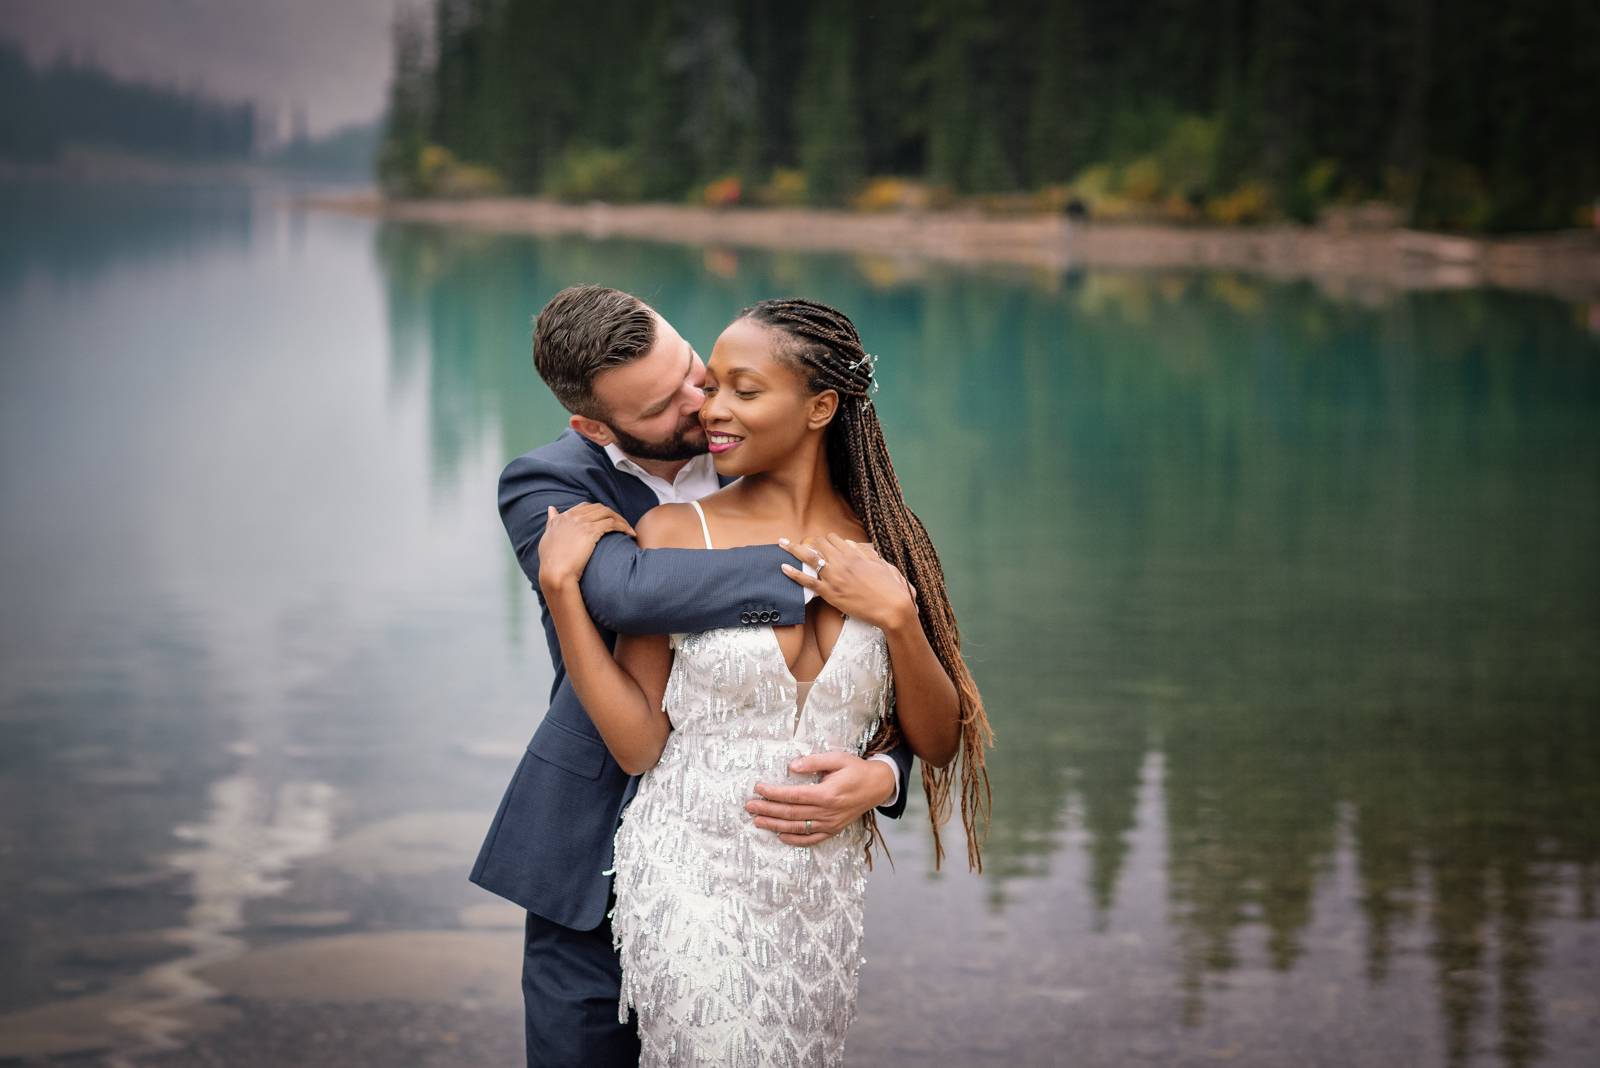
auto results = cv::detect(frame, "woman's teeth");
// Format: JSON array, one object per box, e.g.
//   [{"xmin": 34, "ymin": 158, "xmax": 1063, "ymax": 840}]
[{"xmin": 707, "ymin": 432, "xmax": 744, "ymax": 454}]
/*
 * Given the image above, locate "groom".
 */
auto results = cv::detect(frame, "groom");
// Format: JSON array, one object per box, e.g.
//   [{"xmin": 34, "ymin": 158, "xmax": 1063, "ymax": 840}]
[{"xmin": 470, "ymin": 284, "xmax": 914, "ymax": 1065}]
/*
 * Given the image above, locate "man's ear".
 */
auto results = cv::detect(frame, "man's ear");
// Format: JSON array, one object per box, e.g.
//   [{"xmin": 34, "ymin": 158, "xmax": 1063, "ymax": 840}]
[
  {"xmin": 807, "ymin": 389, "xmax": 840, "ymax": 431},
  {"xmin": 569, "ymin": 413, "xmax": 613, "ymax": 447}
]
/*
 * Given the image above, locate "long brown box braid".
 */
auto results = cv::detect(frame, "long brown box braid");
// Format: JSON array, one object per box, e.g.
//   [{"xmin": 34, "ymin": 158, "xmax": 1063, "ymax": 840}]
[{"xmin": 739, "ymin": 298, "xmax": 994, "ymax": 872}]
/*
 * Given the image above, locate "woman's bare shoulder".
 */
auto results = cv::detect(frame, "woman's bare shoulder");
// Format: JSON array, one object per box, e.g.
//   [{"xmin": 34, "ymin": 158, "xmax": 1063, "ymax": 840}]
[
  {"xmin": 826, "ymin": 500, "xmax": 870, "ymax": 544},
  {"xmin": 635, "ymin": 503, "xmax": 706, "ymax": 549},
  {"xmin": 833, "ymin": 515, "xmax": 870, "ymax": 544}
]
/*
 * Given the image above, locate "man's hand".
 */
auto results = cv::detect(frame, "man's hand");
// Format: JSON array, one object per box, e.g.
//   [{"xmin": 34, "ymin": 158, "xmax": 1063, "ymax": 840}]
[
  {"xmin": 538, "ymin": 503, "xmax": 635, "ymax": 594},
  {"xmin": 746, "ymin": 751, "xmax": 898, "ymax": 847}
]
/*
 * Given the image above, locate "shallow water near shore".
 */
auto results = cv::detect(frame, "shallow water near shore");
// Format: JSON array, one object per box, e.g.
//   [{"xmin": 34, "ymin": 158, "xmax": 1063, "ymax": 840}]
[{"xmin": 1, "ymin": 179, "xmax": 1597, "ymax": 1067}]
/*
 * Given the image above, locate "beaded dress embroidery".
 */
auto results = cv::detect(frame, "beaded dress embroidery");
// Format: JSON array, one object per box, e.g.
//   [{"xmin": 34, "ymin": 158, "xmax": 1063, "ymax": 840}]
[{"xmin": 609, "ymin": 501, "xmax": 892, "ymax": 1067}]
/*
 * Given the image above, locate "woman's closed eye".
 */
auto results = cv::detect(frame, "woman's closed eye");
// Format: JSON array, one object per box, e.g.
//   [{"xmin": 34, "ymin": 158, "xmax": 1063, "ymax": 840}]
[{"xmin": 703, "ymin": 384, "xmax": 760, "ymax": 399}]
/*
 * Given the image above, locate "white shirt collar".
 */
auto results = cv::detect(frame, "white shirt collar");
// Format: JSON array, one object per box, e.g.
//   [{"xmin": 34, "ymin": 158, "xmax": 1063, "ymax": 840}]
[{"xmin": 602, "ymin": 442, "xmax": 720, "ymax": 505}]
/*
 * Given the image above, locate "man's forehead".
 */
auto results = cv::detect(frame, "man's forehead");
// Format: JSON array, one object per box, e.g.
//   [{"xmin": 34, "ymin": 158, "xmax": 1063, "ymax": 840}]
[{"xmin": 594, "ymin": 333, "xmax": 694, "ymax": 415}]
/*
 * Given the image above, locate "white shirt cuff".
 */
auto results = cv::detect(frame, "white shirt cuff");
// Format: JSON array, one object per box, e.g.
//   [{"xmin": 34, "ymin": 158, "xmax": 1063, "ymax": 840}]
[{"xmin": 868, "ymin": 752, "xmax": 900, "ymax": 810}]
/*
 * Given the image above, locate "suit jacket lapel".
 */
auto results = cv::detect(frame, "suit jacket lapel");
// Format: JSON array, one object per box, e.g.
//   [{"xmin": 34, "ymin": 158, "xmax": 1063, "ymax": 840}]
[
  {"xmin": 611, "ymin": 466, "xmax": 662, "ymax": 522},
  {"xmin": 576, "ymin": 433, "xmax": 661, "ymax": 522}
]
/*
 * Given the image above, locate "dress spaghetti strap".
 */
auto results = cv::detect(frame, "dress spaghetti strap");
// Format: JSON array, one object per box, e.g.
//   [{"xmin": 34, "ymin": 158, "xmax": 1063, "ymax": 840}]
[{"xmin": 687, "ymin": 499, "xmax": 715, "ymax": 550}]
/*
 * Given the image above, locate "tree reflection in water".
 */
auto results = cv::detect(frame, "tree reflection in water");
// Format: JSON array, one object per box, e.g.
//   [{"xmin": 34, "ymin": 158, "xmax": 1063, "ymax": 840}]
[{"xmin": 376, "ymin": 225, "xmax": 1600, "ymax": 1067}]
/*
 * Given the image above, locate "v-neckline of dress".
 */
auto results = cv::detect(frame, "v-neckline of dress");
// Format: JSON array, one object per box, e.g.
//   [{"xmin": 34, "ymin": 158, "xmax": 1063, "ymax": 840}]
[
  {"xmin": 685, "ymin": 497, "xmax": 854, "ymax": 731},
  {"xmin": 765, "ymin": 614, "xmax": 855, "ymax": 735}
]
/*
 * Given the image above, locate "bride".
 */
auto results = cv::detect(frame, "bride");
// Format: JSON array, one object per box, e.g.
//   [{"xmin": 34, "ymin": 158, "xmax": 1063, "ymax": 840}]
[{"xmin": 536, "ymin": 298, "xmax": 992, "ymax": 1065}]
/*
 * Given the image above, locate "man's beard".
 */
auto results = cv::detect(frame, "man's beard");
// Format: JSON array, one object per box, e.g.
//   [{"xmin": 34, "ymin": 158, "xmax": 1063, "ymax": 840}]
[{"xmin": 606, "ymin": 418, "xmax": 707, "ymax": 462}]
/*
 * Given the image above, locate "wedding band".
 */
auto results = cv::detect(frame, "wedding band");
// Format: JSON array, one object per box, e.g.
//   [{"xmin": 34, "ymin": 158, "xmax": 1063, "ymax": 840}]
[{"xmin": 804, "ymin": 819, "xmax": 813, "ymax": 833}]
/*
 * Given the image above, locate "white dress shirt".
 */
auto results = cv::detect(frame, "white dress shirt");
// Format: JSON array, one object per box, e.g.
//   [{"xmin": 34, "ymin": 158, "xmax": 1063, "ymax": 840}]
[
  {"xmin": 603, "ymin": 443, "xmax": 901, "ymax": 808},
  {"xmin": 603, "ymin": 442, "xmax": 721, "ymax": 504}
]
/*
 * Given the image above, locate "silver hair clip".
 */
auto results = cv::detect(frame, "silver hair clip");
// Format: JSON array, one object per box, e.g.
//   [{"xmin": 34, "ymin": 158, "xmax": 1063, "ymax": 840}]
[
  {"xmin": 844, "ymin": 351, "xmax": 880, "ymax": 398},
  {"xmin": 847, "ymin": 351, "xmax": 878, "ymax": 374},
  {"xmin": 848, "ymin": 351, "xmax": 880, "ymax": 395}
]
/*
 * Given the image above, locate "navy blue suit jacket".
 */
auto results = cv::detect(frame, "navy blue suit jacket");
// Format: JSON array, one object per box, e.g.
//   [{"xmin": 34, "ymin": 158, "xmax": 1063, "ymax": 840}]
[{"xmin": 470, "ymin": 430, "xmax": 914, "ymax": 930}]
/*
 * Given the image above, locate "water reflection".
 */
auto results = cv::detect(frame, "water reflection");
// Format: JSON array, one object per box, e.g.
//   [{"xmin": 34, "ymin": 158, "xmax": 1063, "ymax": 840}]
[
  {"xmin": 1, "ymin": 185, "xmax": 1595, "ymax": 1063},
  {"xmin": 111, "ymin": 774, "xmax": 336, "ymax": 1061},
  {"xmin": 0, "ymin": 185, "xmax": 541, "ymax": 1058},
  {"xmin": 0, "ymin": 181, "xmax": 258, "ymax": 295},
  {"xmin": 374, "ymin": 224, "xmax": 1600, "ymax": 1064}
]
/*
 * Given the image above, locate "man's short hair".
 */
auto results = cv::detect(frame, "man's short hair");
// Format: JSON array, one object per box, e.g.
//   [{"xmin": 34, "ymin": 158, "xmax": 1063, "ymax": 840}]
[{"xmin": 533, "ymin": 285, "xmax": 658, "ymax": 419}]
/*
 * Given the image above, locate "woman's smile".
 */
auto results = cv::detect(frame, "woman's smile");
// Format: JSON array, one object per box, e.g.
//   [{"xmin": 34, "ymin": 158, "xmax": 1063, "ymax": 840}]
[{"xmin": 706, "ymin": 430, "xmax": 745, "ymax": 454}]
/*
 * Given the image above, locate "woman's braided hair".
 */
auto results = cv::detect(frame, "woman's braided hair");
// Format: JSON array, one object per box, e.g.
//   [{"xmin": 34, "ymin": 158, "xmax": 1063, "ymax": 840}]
[{"xmin": 739, "ymin": 298, "xmax": 993, "ymax": 871}]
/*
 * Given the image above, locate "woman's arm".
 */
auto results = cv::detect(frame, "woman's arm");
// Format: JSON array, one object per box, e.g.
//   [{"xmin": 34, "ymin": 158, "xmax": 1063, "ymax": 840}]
[
  {"xmin": 539, "ymin": 504, "xmax": 676, "ymax": 775},
  {"xmin": 877, "ymin": 613, "xmax": 960, "ymax": 768},
  {"xmin": 781, "ymin": 534, "xmax": 961, "ymax": 767}
]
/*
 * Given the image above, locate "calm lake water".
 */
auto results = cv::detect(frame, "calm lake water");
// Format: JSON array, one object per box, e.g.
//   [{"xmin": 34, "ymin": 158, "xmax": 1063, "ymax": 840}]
[{"xmin": 1, "ymin": 181, "xmax": 1597, "ymax": 1067}]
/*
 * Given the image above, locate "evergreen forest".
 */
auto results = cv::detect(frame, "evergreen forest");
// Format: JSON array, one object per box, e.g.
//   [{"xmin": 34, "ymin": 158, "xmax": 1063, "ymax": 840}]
[
  {"xmin": 0, "ymin": 40, "xmax": 258, "ymax": 164},
  {"xmin": 380, "ymin": 0, "xmax": 1600, "ymax": 232}
]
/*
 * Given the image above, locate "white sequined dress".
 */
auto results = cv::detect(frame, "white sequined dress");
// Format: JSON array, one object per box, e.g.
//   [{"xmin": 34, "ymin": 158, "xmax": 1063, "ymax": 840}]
[{"xmin": 609, "ymin": 500, "xmax": 892, "ymax": 1067}]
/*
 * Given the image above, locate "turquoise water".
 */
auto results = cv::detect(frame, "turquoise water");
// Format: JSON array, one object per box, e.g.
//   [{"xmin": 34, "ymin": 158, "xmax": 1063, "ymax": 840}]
[{"xmin": 1, "ymin": 182, "xmax": 1597, "ymax": 1066}]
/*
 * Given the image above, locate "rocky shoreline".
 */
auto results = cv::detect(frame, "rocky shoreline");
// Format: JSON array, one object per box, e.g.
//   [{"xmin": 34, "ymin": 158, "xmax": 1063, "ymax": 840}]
[{"xmin": 309, "ymin": 193, "xmax": 1600, "ymax": 303}]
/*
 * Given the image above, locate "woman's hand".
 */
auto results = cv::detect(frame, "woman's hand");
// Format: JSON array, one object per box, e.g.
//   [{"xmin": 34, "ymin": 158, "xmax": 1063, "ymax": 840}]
[
  {"xmin": 779, "ymin": 533, "xmax": 918, "ymax": 633},
  {"xmin": 538, "ymin": 503, "xmax": 636, "ymax": 594}
]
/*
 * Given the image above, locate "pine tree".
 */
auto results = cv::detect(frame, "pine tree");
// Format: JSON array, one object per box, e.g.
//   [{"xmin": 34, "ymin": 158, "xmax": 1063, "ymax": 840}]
[
  {"xmin": 1026, "ymin": 0, "xmax": 1091, "ymax": 185},
  {"xmin": 795, "ymin": 0, "xmax": 866, "ymax": 204},
  {"xmin": 378, "ymin": 4, "xmax": 433, "ymax": 194}
]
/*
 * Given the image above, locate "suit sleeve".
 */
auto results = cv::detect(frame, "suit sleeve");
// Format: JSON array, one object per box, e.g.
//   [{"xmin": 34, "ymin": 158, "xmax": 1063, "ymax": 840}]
[
  {"xmin": 498, "ymin": 454, "xmax": 805, "ymax": 635},
  {"xmin": 874, "ymin": 738, "xmax": 914, "ymax": 820}
]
